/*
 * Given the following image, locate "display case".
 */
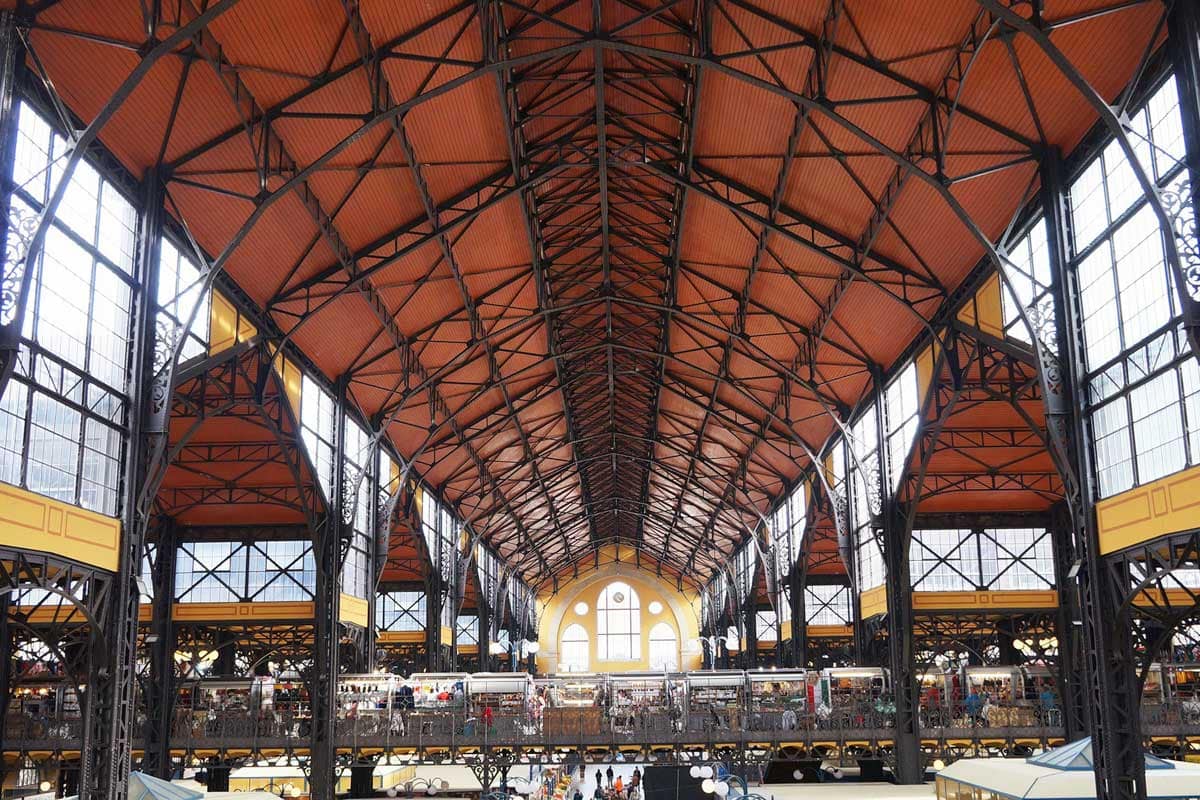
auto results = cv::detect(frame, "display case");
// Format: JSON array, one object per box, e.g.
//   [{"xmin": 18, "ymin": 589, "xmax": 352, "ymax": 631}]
[
  {"xmin": 10, "ymin": 678, "xmax": 80, "ymax": 721},
  {"xmin": 747, "ymin": 669, "xmax": 812, "ymax": 731},
  {"xmin": 339, "ymin": 674, "xmax": 399, "ymax": 719},
  {"xmin": 174, "ymin": 678, "xmax": 273, "ymax": 738},
  {"xmin": 916, "ymin": 669, "xmax": 952, "ymax": 708},
  {"xmin": 271, "ymin": 677, "xmax": 309, "ymax": 716},
  {"xmin": 1166, "ymin": 662, "xmax": 1200, "ymax": 701},
  {"xmin": 1019, "ymin": 665, "xmax": 1057, "ymax": 704},
  {"xmin": 1144, "ymin": 663, "xmax": 1165, "ymax": 703},
  {"xmin": 541, "ymin": 674, "xmax": 604, "ymax": 708},
  {"xmin": 182, "ymin": 678, "xmax": 259, "ymax": 714},
  {"xmin": 961, "ymin": 666, "xmax": 1021, "ymax": 705},
  {"xmin": 608, "ymin": 673, "xmax": 669, "ymax": 709},
  {"xmin": 407, "ymin": 673, "xmax": 468, "ymax": 709}
]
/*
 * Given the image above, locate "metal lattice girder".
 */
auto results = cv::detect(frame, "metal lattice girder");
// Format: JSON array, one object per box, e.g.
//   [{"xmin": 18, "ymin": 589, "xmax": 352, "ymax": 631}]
[
  {"xmin": 159, "ymin": 341, "xmax": 325, "ymax": 523},
  {"xmin": 1110, "ymin": 528, "xmax": 1200, "ymax": 650},
  {"xmin": 3, "ymin": 2, "xmax": 1180, "ymax": 599},
  {"xmin": 1036, "ymin": 134, "xmax": 1144, "ymax": 798},
  {"xmin": 140, "ymin": 520, "xmax": 177, "ymax": 778},
  {"xmin": 6, "ymin": 4, "xmax": 1195, "ymax": 721}
]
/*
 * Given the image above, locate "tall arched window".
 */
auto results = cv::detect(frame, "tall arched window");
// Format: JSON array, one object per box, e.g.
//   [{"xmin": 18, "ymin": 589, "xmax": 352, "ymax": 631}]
[
  {"xmin": 560, "ymin": 623, "xmax": 589, "ymax": 673},
  {"xmin": 597, "ymin": 581, "xmax": 640, "ymax": 660},
  {"xmin": 648, "ymin": 622, "xmax": 678, "ymax": 670}
]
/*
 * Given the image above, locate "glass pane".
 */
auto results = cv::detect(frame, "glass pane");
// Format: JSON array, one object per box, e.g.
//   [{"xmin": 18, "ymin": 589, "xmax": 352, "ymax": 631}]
[
  {"xmin": 1129, "ymin": 371, "xmax": 1185, "ymax": 483},
  {"xmin": 26, "ymin": 392, "xmax": 80, "ymax": 502},
  {"xmin": 1091, "ymin": 397, "xmax": 1133, "ymax": 498}
]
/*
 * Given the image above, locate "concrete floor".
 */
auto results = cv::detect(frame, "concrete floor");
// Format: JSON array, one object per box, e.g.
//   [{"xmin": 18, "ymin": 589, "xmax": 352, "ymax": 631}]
[
  {"xmin": 175, "ymin": 763, "xmax": 936, "ymax": 798},
  {"xmin": 556, "ymin": 763, "xmax": 935, "ymax": 800}
]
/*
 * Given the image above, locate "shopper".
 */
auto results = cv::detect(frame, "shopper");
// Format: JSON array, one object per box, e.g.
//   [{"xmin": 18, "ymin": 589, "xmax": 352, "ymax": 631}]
[
  {"xmin": 965, "ymin": 688, "xmax": 983, "ymax": 725},
  {"xmin": 781, "ymin": 706, "xmax": 797, "ymax": 730},
  {"xmin": 606, "ymin": 766, "xmax": 614, "ymax": 787}
]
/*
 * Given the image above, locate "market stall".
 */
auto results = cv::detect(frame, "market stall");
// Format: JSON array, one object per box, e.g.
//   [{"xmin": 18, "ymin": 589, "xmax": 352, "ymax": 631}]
[
  {"xmin": 1143, "ymin": 663, "xmax": 1166, "ymax": 703},
  {"xmin": 817, "ymin": 668, "xmax": 890, "ymax": 727},
  {"xmin": 686, "ymin": 671, "xmax": 747, "ymax": 732},
  {"xmin": 607, "ymin": 673, "xmax": 677, "ymax": 733},
  {"xmin": 1165, "ymin": 662, "xmax": 1200, "ymax": 700},
  {"xmin": 407, "ymin": 673, "xmax": 468, "ymax": 709},
  {"xmin": 338, "ymin": 674, "xmax": 400, "ymax": 734},
  {"xmin": 7, "ymin": 677, "xmax": 80, "ymax": 739},
  {"xmin": 960, "ymin": 666, "xmax": 1035, "ymax": 726},
  {"xmin": 466, "ymin": 672, "xmax": 533, "ymax": 734},
  {"xmin": 917, "ymin": 669, "xmax": 953, "ymax": 727},
  {"xmin": 747, "ymin": 669, "xmax": 813, "ymax": 731},
  {"xmin": 541, "ymin": 674, "xmax": 605, "ymax": 737},
  {"xmin": 404, "ymin": 673, "xmax": 467, "ymax": 737},
  {"xmin": 176, "ymin": 678, "xmax": 272, "ymax": 737}
]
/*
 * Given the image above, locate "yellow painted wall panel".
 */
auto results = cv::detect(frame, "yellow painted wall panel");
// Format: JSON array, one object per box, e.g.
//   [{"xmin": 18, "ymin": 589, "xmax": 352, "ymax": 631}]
[
  {"xmin": 1097, "ymin": 465, "xmax": 1200, "ymax": 554},
  {"xmin": 209, "ymin": 290, "xmax": 256, "ymax": 355},
  {"xmin": 956, "ymin": 276, "xmax": 1004, "ymax": 338},
  {"xmin": 911, "ymin": 590, "xmax": 1056, "ymax": 611},
  {"xmin": 172, "ymin": 601, "xmax": 314, "ymax": 622},
  {"xmin": 807, "ymin": 625, "xmax": 853, "ymax": 638},
  {"xmin": 537, "ymin": 555, "xmax": 702, "ymax": 673},
  {"xmin": 208, "ymin": 291, "xmax": 238, "ymax": 354},
  {"xmin": 859, "ymin": 585, "xmax": 888, "ymax": 619},
  {"xmin": 339, "ymin": 593, "xmax": 369, "ymax": 627},
  {"xmin": 1133, "ymin": 588, "xmax": 1199, "ymax": 608},
  {"xmin": 0, "ymin": 484, "xmax": 120, "ymax": 571},
  {"xmin": 378, "ymin": 631, "xmax": 424, "ymax": 644},
  {"xmin": 237, "ymin": 313, "xmax": 257, "ymax": 344}
]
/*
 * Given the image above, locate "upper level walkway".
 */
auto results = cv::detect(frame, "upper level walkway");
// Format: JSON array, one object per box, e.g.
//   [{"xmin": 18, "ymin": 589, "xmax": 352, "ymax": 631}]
[{"xmin": 5, "ymin": 704, "xmax": 1199, "ymax": 762}]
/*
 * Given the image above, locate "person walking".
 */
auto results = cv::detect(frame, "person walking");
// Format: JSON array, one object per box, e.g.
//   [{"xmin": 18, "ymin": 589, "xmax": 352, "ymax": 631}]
[
  {"xmin": 595, "ymin": 769, "xmax": 603, "ymax": 789},
  {"xmin": 606, "ymin": 765, "xmax": 614, "ymax": 788}
]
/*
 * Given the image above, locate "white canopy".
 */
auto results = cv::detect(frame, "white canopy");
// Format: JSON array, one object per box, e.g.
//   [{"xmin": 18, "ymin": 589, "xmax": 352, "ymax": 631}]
[{"xmin": 937, "ymin": 739, "xmax": 1200, "ymax": 799}]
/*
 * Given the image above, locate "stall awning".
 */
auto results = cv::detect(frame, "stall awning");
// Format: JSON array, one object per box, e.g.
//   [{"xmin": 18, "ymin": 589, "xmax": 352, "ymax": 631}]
[
  {"xmin": 937, "ymin": 738, "xmax": 1200, "ymax": 800},
  {"xmin": 127, "ymin": 773, "xmax": 203, "ymax": 800},
  {"xmin": 1026, "ymin": 738, "xmax": 1174, "ymax": 772}
]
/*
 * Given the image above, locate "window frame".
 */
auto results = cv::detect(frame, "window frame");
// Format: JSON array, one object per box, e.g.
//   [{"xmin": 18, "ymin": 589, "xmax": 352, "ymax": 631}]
[
  {"xmin": 596, "ymin": 581, "xmax": 641, "ymax": 662},
  {"xmin": 1, "ymin": 99, "xmax": 142, "ymax": 516}
]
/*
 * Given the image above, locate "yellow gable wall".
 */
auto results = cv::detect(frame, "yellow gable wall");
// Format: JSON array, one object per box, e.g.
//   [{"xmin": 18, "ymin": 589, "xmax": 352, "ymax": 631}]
[{"xmin": 536, "ymin": 562, "xmax": 703, "ymax": 674}]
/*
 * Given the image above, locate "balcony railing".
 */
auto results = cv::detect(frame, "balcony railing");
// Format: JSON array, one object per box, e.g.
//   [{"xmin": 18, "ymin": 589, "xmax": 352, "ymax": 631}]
[{"xmin": 6, "ymin": 701, "xmax": 1200, "ymax": 755}]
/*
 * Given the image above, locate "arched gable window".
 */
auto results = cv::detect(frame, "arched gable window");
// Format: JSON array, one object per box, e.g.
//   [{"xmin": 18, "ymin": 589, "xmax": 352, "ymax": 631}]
[
  {"xmin": 597, "ymin": 581, "xmax": 640, "ymax": 660},
  {"xmin": 648, "ymin": 622, "xmax": 678, "ymax": 670},
  {"xmin": 559, "ymin": 623, "xmax": 589, "ymax": 673}
]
